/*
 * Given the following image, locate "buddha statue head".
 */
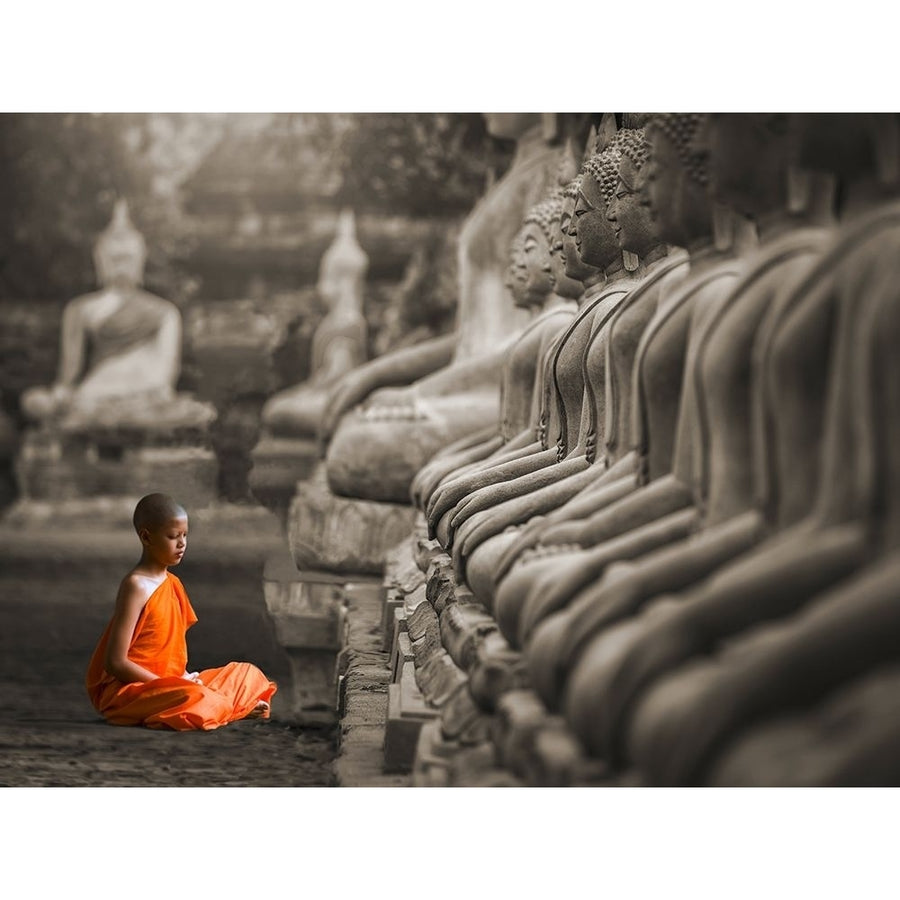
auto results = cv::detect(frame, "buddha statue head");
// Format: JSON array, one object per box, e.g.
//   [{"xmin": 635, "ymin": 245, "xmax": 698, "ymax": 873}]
[
  {"xmin": 573, "ymin": 142, "xmax": 625, "ymax": 270},
  {"xmin": 483, "ymin": 113, "xmax": 544, "ymax": 142},
  {"xmin": 708, "ymin": 113, "xmax": 793, "ymax": 218},
  {"xmin": 505, "ymin": 231, "xmax": 530, "ymax": 308},
  {"xmin": 605, "ymin": 127, "xmax": 659, "ymax": 257},
  {"xmin": 512, "ymin": 193, "xmax": 562, "ymax": 308},
  {"xmin": 93, "ymin": 199, "xmax": 147, "ymax": 290},
  {"xmin": 317, "ymin": 208, "xmax": 368, "ymax": 314},
  {"xmin": 644, "ymin": 113, "xmax": 714, "ymax": 247},
  {"xmin": 560, "ymin": 175, "xmax": 603, "ymax": 284}
]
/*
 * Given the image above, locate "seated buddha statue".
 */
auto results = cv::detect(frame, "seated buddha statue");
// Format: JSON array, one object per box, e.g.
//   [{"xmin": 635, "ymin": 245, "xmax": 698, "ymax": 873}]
[
  {"xmin": 523, "ymin": 113, "xmax": 839, "ymax": 715},
  {"xmin": 248, "ymin": 209, "xmax": 369, "ymax": 509},
  {"xmin": 444, "ymin": 128, "xmax": 691, "ymax": 595},
  {"xmin": 258, "ymin": 209, "xmax": 368, "ymax": 438},
  {"xmin": 410, "ymin": 184, "xmax": 582, "ymax": 513},
  {"xmin": 15, "ymin": 198, "xmax": 217, "ymax": 507},
  {"xmin": 423, "ymin": 131, "xmax": 671, "ymax": 547},
  {"xmin": 21, "ymin": 199, "xmax": 211, "ymax": 432},
  {"xmin": 599, "ymin": 113, "xmax": 900, "ymax": 785},
  {"xmin": 318, "ymin": 114, "xmax": 563, "ymax": 506},
  {"xmin": 492, "ymin": 114, "xmax": 752, "ymax": 647}
]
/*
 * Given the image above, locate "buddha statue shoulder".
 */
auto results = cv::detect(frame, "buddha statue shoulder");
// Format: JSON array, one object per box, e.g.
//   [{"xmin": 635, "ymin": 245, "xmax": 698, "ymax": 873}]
[{"xmin": 20, "ymin": 200, "xmax": 212, "ymax": 432}]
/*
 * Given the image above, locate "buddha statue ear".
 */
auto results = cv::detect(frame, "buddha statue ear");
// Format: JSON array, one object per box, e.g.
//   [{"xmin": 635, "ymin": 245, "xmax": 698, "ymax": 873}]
[{"xmin": 556, "ymin": 137, "xmax": 581, "ymax": 188}]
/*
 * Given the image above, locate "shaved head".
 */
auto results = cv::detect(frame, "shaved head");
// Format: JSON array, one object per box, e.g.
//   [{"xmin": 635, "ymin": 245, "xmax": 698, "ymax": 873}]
[{"xmin": 133, "ymin": 493, "xmax": 187, "ymax": 533}]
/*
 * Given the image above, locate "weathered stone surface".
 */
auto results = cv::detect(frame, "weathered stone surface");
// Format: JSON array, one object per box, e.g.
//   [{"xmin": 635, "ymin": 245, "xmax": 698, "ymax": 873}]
[
  {"xmin": 384, "ymin": 665, "xmax": 439, "ymax": 774},
  {"xmin": 439, "ymin": 682, "xmax": 484, "ymax": 740},
  {"xmin": 411, "ymin": 630, "xmax": 443, "ymax": 667},
  {"xmin": 426, "ymin": 554, "xmax": 457, "ymax": 611},
  {"xmin": 439, "ymin": 603, "xmax": 498, "ymax": 671},
  {"xmin": 466, "ymin": 633, "xmax": 531, "ymax": 712},
  {"xmin": 15, "ymin": 433, "xmax": 218, "ymax": 509},
  {"xmin": 288, "ymin": 463, "xmax": 417, "ymax": 575},
  {"xmin": 415, "ymin": 651, "xmax": 468, "ymax": 706},
  {"xmin": 406, "ymin": 595, "xmax": 439, "ymax": 642}
]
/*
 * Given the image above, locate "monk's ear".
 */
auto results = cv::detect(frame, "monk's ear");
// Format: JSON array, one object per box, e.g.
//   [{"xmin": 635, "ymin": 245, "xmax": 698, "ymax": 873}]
[{"xmin": 138, "ymin": 528, "xmax": 151, "ymax": 545}]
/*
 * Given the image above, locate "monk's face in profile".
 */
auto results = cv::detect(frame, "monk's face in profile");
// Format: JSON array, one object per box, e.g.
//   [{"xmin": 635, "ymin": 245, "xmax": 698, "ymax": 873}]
[{"xmin": 140, "ymin": 516, "xmax": 188, "ymax": 567}]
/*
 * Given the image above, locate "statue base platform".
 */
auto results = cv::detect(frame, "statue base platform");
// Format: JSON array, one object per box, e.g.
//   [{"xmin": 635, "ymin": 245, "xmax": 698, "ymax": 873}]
[
  {"xmin": 288, "ymin": 463, "xmax": 418, "ymax": 576},
  {"xmin": 248, "ymin": 433, "xmax": 319, "ymax": 517},
  {"xmin": 15, "ymin": 425, "xmax": 219, "ymax": 509},
  {"xmin": 262, "ymin": 546, "xmax": 383, "ymax": 726}
]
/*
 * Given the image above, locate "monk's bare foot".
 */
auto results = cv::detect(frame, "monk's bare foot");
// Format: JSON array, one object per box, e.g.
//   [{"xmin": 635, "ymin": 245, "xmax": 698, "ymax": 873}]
[{"xmin": 244, "ymin": 700, "xmax": 270, "ymax": 720}]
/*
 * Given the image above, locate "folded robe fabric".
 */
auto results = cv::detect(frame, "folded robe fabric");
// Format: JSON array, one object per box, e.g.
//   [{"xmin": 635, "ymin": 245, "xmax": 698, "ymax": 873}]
[{"xmin": 86, "ymin": 572, "xmax": 277, "ymax": 731}]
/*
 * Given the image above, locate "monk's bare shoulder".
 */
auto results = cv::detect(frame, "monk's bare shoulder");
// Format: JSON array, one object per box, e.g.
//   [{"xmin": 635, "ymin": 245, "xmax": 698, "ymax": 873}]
[{"xmin": 115, "ymin": 571, "xmax": 164, "ymax": 615}]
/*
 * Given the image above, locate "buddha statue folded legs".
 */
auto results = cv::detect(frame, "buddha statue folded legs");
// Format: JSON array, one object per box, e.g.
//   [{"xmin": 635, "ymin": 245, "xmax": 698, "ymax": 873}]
[{"xmin": 706, "ymin": 662, "xmax": 900, "ymax": 786}]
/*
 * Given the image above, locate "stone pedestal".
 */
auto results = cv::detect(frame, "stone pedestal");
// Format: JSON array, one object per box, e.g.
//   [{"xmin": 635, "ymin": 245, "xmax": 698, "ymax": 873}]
[
  {"xmin": 248, "ymin": 434, "xmax": 319, "ymax": 517},
  {"xmin": 15, "ymin": 427, "xmax": 218, "ymax": 510},
  {"xmin": 288, "ymin": 463, "xmax": 418, "ymax": 575}
]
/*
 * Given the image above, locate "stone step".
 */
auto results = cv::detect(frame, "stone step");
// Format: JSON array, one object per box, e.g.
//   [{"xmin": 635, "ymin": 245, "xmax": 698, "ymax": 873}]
[{"xmin": 383, "ymin": 661, "xmax": 439, "ymax": 774}]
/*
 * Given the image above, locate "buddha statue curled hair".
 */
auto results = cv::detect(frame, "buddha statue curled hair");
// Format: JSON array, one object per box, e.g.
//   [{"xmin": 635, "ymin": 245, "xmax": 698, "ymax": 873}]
[
  {"xmin": 650, "ymin": 113, "xmax": 711, "ymax": 185},
  {"xmin": 613, "ymin": 126, "xmax": 652, "ymax": 172},
  {"xmin": 582, "ymin": 145, "xmax": 624, "ymax": 205},
  {"xmin": 523, "ymin": 188, "xmax": 568, "ymax": 246},
  {"xmin": 563, "ymin": 174, "xmax": 583, "ymax": 201}
]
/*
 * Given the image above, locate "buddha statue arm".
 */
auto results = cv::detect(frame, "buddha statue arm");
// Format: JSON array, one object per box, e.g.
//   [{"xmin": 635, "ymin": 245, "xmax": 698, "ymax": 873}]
[
  {"xmin": 535, "ymin": 473, "xmax": 695, "ymax": 548},
  {"xmin": 319, "ymin": 333, "xmax": 457, "ymax": 443},
  {"xmin": 56, "ymin": 298, "xmax": 89, "ymax": 388},
  {"xmin": 493, "ymin": 466, "xmax": 640, "ymax": 582},
  {"xmin": 153, "ymin": 304, "xmax": 181, "ymax": 393},
  {"xmin": 426, "ymin": 446, "xmax": 560, "ymax": 530}
]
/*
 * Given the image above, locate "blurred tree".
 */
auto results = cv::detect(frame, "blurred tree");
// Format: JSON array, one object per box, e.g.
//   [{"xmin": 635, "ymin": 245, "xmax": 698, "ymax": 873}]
[{"xmin": 335, "ymin": 113, "xmax": 513, "ymax": 215}]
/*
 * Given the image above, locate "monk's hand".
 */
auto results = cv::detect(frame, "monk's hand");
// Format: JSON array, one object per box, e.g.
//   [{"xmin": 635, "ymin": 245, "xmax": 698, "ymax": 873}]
[{"xmin": 183, "ymin": 671, "xmax": 203, "ymax": 685}]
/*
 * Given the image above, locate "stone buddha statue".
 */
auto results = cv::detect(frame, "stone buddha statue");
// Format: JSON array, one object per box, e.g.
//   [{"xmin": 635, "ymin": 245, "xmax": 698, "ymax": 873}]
[
  {"xmin": 599, "ymin": 113, "xmax": 900, "ymax": 785},
  {"xmin": 410, "ymin": 187, "xmax": 581, "ymax": 512},
  {"xmin": 421, "ymin": 133, "xmax": 643, "ymax": 547},
  {"xmin": 492, "ymin": 114, "xmax": 752, "ymax": 647},
  {"xmin": 15, "ymin": 199, "xmax": 218, "ymax": 507},
  {"xmin": 443, "ymin": 129, "xmax": 691, "ymax": 597},
  {"xmin": 249, "ymin": 209, "xmax": 369, "ymax": 509},
  {"xmin": 523, "ymin": 113, "xmax": 840, "ymax": 719},
  {"xmin": 318, "ymin": 114, "xmax": 563, "ymax": 506},
  {"xmin": 22, "ymin": 200, "xmax": 206, "ymax": 429}
]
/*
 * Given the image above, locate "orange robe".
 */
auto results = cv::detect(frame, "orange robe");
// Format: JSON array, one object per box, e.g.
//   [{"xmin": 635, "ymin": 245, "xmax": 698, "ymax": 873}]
[{"xmin": 86, "ymin": 572, "xmax": 277, "ymax": 731}]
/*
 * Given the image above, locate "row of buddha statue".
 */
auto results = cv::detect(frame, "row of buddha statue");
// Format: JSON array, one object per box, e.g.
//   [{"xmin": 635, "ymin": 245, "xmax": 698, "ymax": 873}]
[{"xmin": 305, "ymin": 112, "xmax": 900, "ymax": 786}]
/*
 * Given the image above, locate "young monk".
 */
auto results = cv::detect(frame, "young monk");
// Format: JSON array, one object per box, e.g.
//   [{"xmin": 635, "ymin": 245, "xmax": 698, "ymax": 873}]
[{"xmin": 86, "ymin": 492, "xmax": 277, "ymax": 730}]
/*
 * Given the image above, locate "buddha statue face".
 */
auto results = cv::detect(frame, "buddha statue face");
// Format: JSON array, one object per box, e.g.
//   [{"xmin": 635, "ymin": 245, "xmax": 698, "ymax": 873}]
[
  {"xmin": 518, "ymin": 222, "xmax": 555, "ymax": 307},
  {"xmin": 483, "ymin": 113, "xmax": 542, "ymax": 141},
  {"xmin": 646, "ymin": 114, "xmax": 713, "ymax": 247},
  {"xmin": 560, "ymin": 182, "xmax": 603, "ymax": 283},
  {"xmin": 575, "ymin": 168, "xmax": 622, "ymax": 269},
  {"xmin": 93, "ymin": 200, "xmax": 147, "ymax": 290},
  {"xmin": 548, "ymin": 210, "xmax": 585, "ymax": 300},
  {"xmin": 606, "ymin": 154, "xmax": 657, "ymax": 255},
  {"xmin": 708, "ymin": 113, "xmax": 791, "ymax": 217},
  {"xmin": 505, "ymin": 232, "xmax": 530, "ymax": 308}
]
